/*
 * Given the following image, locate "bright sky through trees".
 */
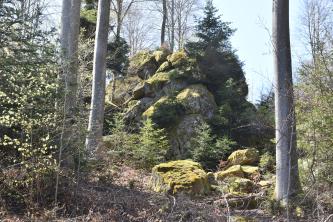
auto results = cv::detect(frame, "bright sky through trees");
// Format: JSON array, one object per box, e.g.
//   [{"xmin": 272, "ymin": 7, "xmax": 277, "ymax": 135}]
[
  {"xmin": 214, "ymin": 0, "xmax": 303, "ymax": 103},
  {"xmin": 48, "ymin": 0, "xmax": 303, "ymax": 103}
]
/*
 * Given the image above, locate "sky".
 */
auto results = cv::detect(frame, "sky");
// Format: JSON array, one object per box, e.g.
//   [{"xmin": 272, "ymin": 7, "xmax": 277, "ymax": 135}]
[
  {"xmin": 47, "ymin": 0, "xmax": 305, "ymax": 103},
  {"xmin": 213, "ymin": 0, "xmax": 304, "ymax": 103}
]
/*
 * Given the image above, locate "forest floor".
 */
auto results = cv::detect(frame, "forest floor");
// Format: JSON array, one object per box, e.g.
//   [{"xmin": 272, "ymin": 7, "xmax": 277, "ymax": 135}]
[{"xmin": 0, "ymin": 162, "xmax": 314, "ymax": 222}]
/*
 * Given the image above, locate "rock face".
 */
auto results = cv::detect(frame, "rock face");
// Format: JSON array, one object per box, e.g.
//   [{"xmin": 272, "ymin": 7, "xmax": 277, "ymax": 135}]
[
  {"xmin": 108, "ymin": 50, "xmax": 219, "ymax": 158},
  {"xmin": 176, "ymin": 84, "xmax": 217, "ymax": 119},
  {"xmin": 171, "ymin": 114, "xmax": 206, "ymax": 157},
  {"xmin": 150, "ymin": 160, "xmax": 210, "ymax": 195},
  {"xmin": 128, "ymin": 51, "xmax": 159, "ymax": 79}
]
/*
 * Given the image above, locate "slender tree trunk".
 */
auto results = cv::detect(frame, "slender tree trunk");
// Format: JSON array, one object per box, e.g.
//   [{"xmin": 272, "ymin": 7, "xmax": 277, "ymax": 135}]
[
  {"xmin": 170, "ymin": 0, "xmax": 175, "ymax": 51},
  {"xmin": 161, "ymin": 0, "xmax": 167, "ymax": 46},
  {"xmin": 86, "ymin": 0, "xmax": 111, "ymax": 153},
  {"xmin": 110, "ymin": 72, "xmax": 116, "ymax": 103},
  {"xmin": 272, "ymin": 0, "xmax": 301, "ymax": 204},
  {"xmin": 116, "ymin": 0, "xmax": 123, "ymax": 40}
]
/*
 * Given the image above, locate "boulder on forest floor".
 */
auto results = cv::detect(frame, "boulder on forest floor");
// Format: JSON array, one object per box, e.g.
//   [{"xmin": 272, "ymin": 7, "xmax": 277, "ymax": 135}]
[
  {"xmin": 150, "ymin": 160, "xmax": 210, "ymax": 195},
  {"xmin": 227, "ymin": 148, "xmax": 260, "ymax": 166}
]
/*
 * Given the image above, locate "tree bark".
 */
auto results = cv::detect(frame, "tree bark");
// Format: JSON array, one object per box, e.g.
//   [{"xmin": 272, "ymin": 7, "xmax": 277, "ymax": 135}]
[
  {"xmin": 272, "ymin": 0, "xmax": 301, "ymax": 204},
  {"xmin": 86, "ymin": 0, "xmax": 111, "ymax": 153},
  {"xmin": 161, "ymin": 0, "xmax": 167, "ymax": 46},
  {"xmin": 170, "ymin": 0, "xmax": 175, "ymax": 51},
  {"xmin": 59, "ymin": 0, "xmax": 81, "ymax": 166}
]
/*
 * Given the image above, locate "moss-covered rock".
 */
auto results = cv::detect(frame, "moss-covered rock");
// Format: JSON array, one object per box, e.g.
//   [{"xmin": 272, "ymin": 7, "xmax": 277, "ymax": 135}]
[
  {"xmin": 153, "ymin": 49, "xmax": 171, "ymax": 64},
  {"xmin": 167, "ymin": 50, "xmax": 188, "ymax": 67},
  {"xmin": 227, "ymin": 148, "xmax": 259, "ymax": 166},
  {"xmin": 157, "ymin": 61, "xmax": 172, "ymax": 73},
  {"xmin": 105, "ymin": 76, "xmax": 142, "ymax": 106},
  {"xmin": 142, "ymin": 96, "xmax": 169, "ymax": 119},
  {"xmin": 128, "ymin": 51, "xmax": 158, "ymax": 79},
  {"xmin": 215, "ymin": 165, "xmax": 245, "ymax": 180},
  {"xmin": 146, "ymin": 72, "xmax": 171, "ymax": 85},
  {"xmin": 170, "ymin": 114, "xmax": 206, "ymax": 158},
  {"xmin": 176, "ymin": 84, "xmax": 217, "ymax": 119},
  {"xmin": 150, "ymin": 160, "xmax": 210, "ymax": 195},
  {"xmin": 228, "ymin": 177, "xmax": 255, "ymax": 194},
  {"xmin": 241, "ymin": 165, "xmax": 260, "ymax": 179},
  {"xmin": 215, "ymin": 165, "xmax": 259, "ymax": 181},
  {"xmin": 142, "ymin": 96, "xmax": 185, "ymax": 128}
]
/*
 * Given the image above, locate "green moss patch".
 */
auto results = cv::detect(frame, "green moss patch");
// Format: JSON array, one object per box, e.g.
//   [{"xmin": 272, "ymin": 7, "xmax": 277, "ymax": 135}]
[{"xmin": 151, "ymin": 160, "xmax": 210, "ymax": 195}]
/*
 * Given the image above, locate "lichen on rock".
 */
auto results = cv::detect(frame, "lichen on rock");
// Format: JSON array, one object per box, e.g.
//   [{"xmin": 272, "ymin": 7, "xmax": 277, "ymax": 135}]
[
  {"xmin": 150, "ymin": 160, "xmax": 210, "ymax": 195},
  {"xmin": 215, "ymin": 165, "xmax": 259, "ymax": 181},
  {"xmin": 176, "ymin": 84, "xmax": 217, "ymax": 119},
  {"xmin": 167, "ymin": 50, "xmax": 188, "ymax": 67},
  {"xmin": 227, "ymin": 148, "xmax": 260, "ymax": 166},
  {"xmin": 128, "ymin": 51, "xmax": 158, "ymax": 79}
]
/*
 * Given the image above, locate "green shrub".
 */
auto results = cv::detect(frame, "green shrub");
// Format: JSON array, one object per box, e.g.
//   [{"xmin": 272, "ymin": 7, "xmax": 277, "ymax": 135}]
[
  {"xmin": 259, "ymin": 152, "xmax": 275, "ymax": 173},
  {"xmin": 133, "ymin": 119, "xmax": 170, "ymax": 169},
  {"xmin": 190, "ymin": 122, "xmax": 234, "ymax": 170}
]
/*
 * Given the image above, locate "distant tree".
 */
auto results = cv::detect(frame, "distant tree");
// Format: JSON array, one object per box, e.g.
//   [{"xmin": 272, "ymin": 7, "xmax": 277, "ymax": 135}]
[
  {"xmin": 161, "ymin": 0, "xmax": 167, "ymax": 46},
  {"xmin": 86, "ymin": 0, "xmax": 111, "ymax": 153},
  {"xmin": 272, "ymin": 0, "xmax": 301, "ymax": 203},
  {"xmin": 186, "ymin": 0, "xmax": 249, "ymax": 147}
]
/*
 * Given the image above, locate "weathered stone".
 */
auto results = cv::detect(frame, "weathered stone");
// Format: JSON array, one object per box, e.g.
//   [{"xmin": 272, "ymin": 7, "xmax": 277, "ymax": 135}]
[
  {"xmin": 142, "ymin": 96, "xmax": 169, "ymax": 119},
  {"xmin": 151, "ymin": 160, "xmax": 210, "ymax": 195},
  {"xmin": 133, "ymin": 83, "xmax": 145, "ymax": 100},
  {"xmin": 105, "ymin": 76, "xmax": 142, "ymax": 106},
  {"xmin": 215, "ymin": 165, "xmax": 260, "ymax": 181},
  {"xmin": 215, "ymin": 165, "xmax": 245, "ymax": 180},
  {"xmin": 167, "ymin": 50, "xmax": 188, "ymax": 67},
  {"xmin": 157, "ymin": 61, "xmax": 172, "ymax": 73},
  {"xmin": 128, "ymin": 51, "xmax": 158, "ymax": 79},
  {"xmin": 227, "ymin": 148, "xmax": 260, "ymax": 166},
  {"xmin": 228, "ymin": 177, "xmax": 256, "ymax": 194},
  {"xmin": 170, "ymin": 114, "xmax": 206, "ymax": 158},
  {"xmin": 176, "ymin": 84, "xmax": 217, "ymax": 119},
  {"xmin": 124, "ymin": 97, "xmax": 154, "ymax": 123},
  {"xmin": 153, "ymin": 49, "xmax": 170, "ymax": 64}
]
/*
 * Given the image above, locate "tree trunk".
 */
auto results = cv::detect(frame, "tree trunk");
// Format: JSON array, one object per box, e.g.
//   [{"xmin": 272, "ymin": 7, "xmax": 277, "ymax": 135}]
[
  {"xmin": 86, "ymin": 0, "xmax": 111, "ymax": 153},
  {"xmin": 161, "ymin": 0, "xmax": 167, "ymax": 46},
  {"xmin": 116, "ymin": 0, "xmax": 123, "ymax": 40},
  {"xmin": 170, "ymin": 0, "xmax": 175, "ymax": 51},
  {"xmin": 59, "ymin": 0, "xmax": 81, "ymax": 166},
  {"xmin": 272, "ymin": 0, "xmax": 301, "ymax": 204}
]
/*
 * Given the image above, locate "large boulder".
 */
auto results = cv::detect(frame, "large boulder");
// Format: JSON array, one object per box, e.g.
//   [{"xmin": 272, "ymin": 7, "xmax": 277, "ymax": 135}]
[
  {"xmin": 176, "ymin": 84, "xmax": 217, "ymax": 119},
  {"xmin": 150, "ymin": 160, "xmax": 210, "ymax": 195},
  {"xmin": 227, "ymin": 148, "xmax": 260, "ymax": 166}
]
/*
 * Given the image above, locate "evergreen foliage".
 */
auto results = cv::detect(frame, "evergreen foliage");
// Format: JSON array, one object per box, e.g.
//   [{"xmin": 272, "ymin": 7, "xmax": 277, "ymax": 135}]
[
  {"xmin": 134, "ymin": 119, "xmax": 169, "ymax": 169},
  {"xmin": 107, "ymin": 37, "xmax": 130, "ymax": 76},
  {"xmin": 185, "ymin": 0, "xmax": 250, "ymax": 148},
  {"xmin": 190, "ymin": 122, "xmax": 234, "ymax": 170}
]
